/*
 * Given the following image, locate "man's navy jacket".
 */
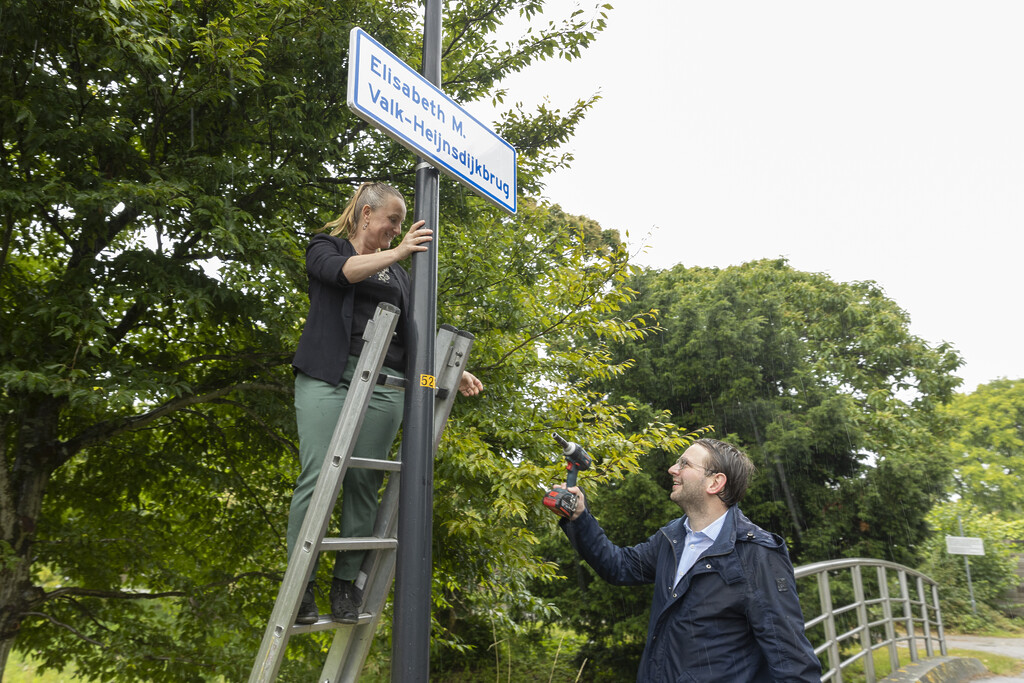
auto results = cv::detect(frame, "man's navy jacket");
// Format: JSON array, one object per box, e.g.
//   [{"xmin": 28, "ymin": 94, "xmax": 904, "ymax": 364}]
[{"xmin": 561, "ymin": 505, "xmax": 822, "ymax": 682}]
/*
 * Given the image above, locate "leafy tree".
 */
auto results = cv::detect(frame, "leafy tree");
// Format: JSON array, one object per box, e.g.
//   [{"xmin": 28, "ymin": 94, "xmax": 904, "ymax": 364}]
[
  {"xmin": 921, "ymin": 501, "xmax": 1024, "ymax": 630},
  {"xmin": 941, "ymin": 379, "xmax": 1024, "ymax": 516},
  {"xmin": 0, "ymin": 0, "xmax": 671, "ymax": 678},
  {"xmin": 923, "ymin": 379, "xmax": 1024, "ymax": 631},
  {"xmin": 537, "ymin": 260, "xmax": 963, "ymax": 679},
  {"xmin": 600, "ymin": 261, "xmax": 962, "ymax": 563}
]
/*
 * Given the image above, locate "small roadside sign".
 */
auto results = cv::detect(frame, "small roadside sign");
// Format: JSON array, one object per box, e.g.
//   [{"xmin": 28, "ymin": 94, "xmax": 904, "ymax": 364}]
[
  {"xmin": 946, "ymin": 535, "xmax": 985, "ymax": 556},
  {"xmin": 347, "ymin": 27, "xmax": 517, "ymax": 214}
]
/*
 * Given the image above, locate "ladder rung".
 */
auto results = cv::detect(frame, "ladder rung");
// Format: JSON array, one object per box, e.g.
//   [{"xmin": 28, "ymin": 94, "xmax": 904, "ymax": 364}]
[
  {"xmin": 348, "ymin": 457, "xmax": 401, "ymax": 472},
  {"xmin": 319, "ymin": 537, "xmax": 398, "ymax": 552},
  {"xmin": 376, "ymin": 373, "xmax": 408, "ymax": 389},
  {"xmin": 289, "ymin": 612, "xmax": 374, "ymax": 634}
]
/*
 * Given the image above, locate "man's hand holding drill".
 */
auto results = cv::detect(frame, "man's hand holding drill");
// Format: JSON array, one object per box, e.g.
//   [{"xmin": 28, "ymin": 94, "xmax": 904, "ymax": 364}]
[
  {"xmin": 551, "ymin": 484, "xmax": 585, "ymax": 521},
  {"xmin": 543, "ymin": 433, "xmax": 593, "ymax": 520}
]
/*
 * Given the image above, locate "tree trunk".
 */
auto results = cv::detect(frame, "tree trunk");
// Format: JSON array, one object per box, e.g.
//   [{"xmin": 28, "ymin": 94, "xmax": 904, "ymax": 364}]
[
  {"xmin": 0, "ymin": 637, "xmax": 11, "ymax": 677},
  {"xmin": 745, "ymin": 405, "xmax": 804, "ymax": 540},
  {"xmin": 0, "ymin": 397, "xmax": 61, "ymax": 674},
  {"xmin": 0, "ymin": 467, "xmax": 49, "ymax": 677},
  {"xmin": 0, "ymin": 555, "xmax": 34, "ymax": 675}
]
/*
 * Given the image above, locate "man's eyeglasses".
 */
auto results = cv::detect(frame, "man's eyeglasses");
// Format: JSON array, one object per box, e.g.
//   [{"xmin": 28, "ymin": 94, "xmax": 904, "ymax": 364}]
[{"xmin": 675, "ymin": 456, "xmax": 718, "ymax": 477}]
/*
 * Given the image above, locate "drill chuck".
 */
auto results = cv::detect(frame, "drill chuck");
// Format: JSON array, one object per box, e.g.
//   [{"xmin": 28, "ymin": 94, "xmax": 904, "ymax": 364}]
[{"xmin": 552, "ymin": 432, "xmax": 593, "ymax": 476}]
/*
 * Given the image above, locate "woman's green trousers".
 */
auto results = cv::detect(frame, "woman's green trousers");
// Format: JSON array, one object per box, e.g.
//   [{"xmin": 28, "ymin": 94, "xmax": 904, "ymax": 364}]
[{"xmin": 287, "ymin": 360, "xmax": 404, "ymax": 581}]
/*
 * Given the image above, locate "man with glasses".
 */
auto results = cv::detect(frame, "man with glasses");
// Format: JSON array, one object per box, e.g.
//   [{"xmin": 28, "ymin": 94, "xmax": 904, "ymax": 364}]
[{"xmin": 557, "ymin": 438, "xmax": 821, "ymax": 682}]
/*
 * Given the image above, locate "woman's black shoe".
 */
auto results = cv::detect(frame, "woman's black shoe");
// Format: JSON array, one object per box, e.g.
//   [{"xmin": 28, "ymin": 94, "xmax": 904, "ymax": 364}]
[
  {"xmin": 330, "ymin": 578, "xmax": 362, "ymax": 624},
  {"xmin": 295, "ymin": 584, "xmax": 319, "ymax": 625}
]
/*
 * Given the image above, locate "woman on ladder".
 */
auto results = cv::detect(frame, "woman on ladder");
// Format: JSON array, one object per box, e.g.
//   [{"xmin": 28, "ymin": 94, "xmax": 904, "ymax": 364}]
[{"xmin": 289, "ymin": 182, "xmax": 483, "ymax": 624}]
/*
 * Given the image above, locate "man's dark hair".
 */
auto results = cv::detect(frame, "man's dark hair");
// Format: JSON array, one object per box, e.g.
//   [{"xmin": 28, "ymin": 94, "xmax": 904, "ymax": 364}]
[{"xmin": 695, "ymin": 438, "xmax": 756, "ymax": 507}]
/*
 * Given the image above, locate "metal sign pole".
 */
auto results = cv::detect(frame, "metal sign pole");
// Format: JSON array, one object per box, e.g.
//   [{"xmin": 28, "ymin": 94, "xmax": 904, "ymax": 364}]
[
  {"xmin": 958, "ymin": 516, "xmax": 977, "ymax": 615},
  {"xmin": 393, "ymin": 0, "xmax": 442, "ymax": 680}
]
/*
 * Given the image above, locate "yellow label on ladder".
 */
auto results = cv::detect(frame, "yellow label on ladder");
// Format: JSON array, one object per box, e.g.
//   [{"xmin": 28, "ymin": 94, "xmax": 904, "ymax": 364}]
[{"xmin": 419, "ymin": 374, "xmax": 436, "ymax": 388}]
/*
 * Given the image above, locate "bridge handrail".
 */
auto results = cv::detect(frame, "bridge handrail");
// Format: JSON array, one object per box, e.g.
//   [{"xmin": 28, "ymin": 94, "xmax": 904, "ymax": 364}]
[{"xmin": 794, "ymin": 557, "xmax": 946, "ymax": 683}]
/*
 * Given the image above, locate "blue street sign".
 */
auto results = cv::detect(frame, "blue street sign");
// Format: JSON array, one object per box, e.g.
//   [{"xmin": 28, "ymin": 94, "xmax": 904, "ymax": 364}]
[{"xmin": 347, "ymin": 28, "xmax": 517, "ymax": 214}]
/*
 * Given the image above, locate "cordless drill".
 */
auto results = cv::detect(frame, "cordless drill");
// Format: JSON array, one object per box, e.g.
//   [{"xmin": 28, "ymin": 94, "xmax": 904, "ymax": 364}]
[{"xmin": 542, "ymin": 432, "xmax": 593, "ymax": 518}]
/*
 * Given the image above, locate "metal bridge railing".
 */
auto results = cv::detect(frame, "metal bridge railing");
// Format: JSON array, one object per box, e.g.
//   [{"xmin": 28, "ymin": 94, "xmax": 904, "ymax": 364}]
[{"xmin": 794, "ymin": 558, "xmax": 946, "ymax": 683}]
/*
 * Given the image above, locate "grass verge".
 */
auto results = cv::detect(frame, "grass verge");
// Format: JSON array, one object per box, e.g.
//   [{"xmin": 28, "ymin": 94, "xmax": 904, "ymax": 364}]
[
  {"xmin": 4, "ymin": 649, "xmax": 86, "ymax": 683},
  {"xmin": 835, "ymin": 644, "xmax": 1024, "ymax": 683}
]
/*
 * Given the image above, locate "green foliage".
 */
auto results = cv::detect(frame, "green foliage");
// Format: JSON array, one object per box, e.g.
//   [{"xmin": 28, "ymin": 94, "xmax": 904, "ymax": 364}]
[
  {"xmin": 361, "ymin": 624, "xmax": 591, "ymax": 682},
  {"xmin": 594, "ymin": 261, "xmax": 963, "ymax": 565},
  {"xmin": 941, "ymin": 379, "xmax": 1024, "ymax": 516},
  {"xmin": 4, "ymin": 0, "xmax": 989, "ymax": 678},
  {"xmin": 4, "ymin": 648, "xmax": 89, "ymax": 682},
  {"xmin": 0, "ymin": 0, "xmax": 635, "ymax": 679},
  {"xmin": 929, "ymin": 379, "xmax": 1024, "ymax": 630},
  {"xmin": 921, "ymin": 501, "xmax": 1024, "ymax": 630}
]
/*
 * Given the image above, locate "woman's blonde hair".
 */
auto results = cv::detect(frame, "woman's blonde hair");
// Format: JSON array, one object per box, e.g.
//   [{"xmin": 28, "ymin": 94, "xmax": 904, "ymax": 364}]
[{"xmin": 324, "ymin": 182, "xmax": 405, "ymax": 237}]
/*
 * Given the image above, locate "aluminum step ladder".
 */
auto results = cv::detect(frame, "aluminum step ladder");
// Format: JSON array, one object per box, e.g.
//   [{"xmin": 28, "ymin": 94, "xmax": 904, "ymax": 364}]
[{"xmin": 249, "ymin": 303, "xmax": 474, "ymax": 682}]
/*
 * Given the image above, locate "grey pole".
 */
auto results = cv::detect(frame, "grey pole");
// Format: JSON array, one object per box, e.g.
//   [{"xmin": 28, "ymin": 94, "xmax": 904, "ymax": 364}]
[{"xmin": 393, "ymin": 0, "xmax": 442, "ymax": 679}]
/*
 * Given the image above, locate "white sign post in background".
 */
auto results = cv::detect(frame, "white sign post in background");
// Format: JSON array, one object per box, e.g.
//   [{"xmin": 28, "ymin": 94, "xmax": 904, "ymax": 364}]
[
  {"xmin": 947, "ymin": 518, "xmax": 983, "ymax": 614},
  {"xmin": 347, "ymin": 27, "xmax": 517, "ymax": 214}
]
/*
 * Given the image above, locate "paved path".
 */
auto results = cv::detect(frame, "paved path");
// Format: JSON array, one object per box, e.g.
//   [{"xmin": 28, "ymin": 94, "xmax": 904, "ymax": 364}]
[{"xmin": 945, "ymin": 635, "xmax": 1024, "ymax": 682}]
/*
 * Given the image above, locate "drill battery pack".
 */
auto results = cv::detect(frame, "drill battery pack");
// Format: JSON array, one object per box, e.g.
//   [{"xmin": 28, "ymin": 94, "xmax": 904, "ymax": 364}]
[{"xmin": 542, "ymin": 488, "xmax": 577, "ymax": 518}]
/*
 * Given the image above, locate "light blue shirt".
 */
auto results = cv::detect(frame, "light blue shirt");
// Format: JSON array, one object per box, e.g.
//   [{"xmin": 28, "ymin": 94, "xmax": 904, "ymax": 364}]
[{"xmin": 674, "ymin": 510, "xmax": 729, "ymax": 588}]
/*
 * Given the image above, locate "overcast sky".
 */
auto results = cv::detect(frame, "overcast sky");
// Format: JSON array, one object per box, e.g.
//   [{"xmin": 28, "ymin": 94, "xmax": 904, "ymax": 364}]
[{"xmin": 478, "ymin": 0, "xmax": 1024, "ymax": 393}]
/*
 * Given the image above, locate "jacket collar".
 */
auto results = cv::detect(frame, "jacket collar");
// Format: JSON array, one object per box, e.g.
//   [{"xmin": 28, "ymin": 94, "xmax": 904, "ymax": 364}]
[
  {"xmin": 674, "ymin": 508, "xmax": 747, "ymax": 594},
  {"xmin": 698, "ymin": 506, "xmax": 738, "ymax": 558},
  {"xmin": 664, "ymin": 506, "xmax": 769, "ymax": 555}
]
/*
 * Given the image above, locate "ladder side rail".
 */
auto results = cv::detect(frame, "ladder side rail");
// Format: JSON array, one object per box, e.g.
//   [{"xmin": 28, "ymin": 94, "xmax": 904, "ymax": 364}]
[
  {"xmin": 323, "ymin": 478, "xmax": 402, "ymax": 683},
  {"xmin": 249, "ymin": 304, "xmax": 401, "ymax": 683},
  {"xmin": 432, "ymin": 325, "xmax": 458, "ymax": 381},
  {"xmin": 432, "ymin": 329, "xmax": 474, "ymax": 450}
]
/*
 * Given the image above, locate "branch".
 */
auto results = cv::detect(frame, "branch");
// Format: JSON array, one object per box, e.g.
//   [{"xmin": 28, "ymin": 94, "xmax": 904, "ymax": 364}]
[
  {"xmin": 334, "ymin": 119, "xmax": 371, "ymax": 149},
  {"xmin": 209, "ymin": 397, "xmax": 297, "ymax": 456},
  {"xmin": 441, "ymin": 0, "xmax": 504, "ymax": 63},
  {"xmin": 24, "ymin": 607, "xmax": 216, "ymax": 666},
  {"xmin": 441, "ymin": 230, "xmax": 559, "ymax": 300},
  {"xmin": 57, "ymin": 382, "xmax": 287, "ymax": 468},
  {"xmin": 475, "ymin": 243, "xmax": 632, "ymax": 371},
  {"xmin": 43, "ymin": 571, "xmax": 279, "ymax": 602},
  {"xmin": 65, "ymin": 206, "xmax": 142, "ymax": 273},
  {"xmin": 0, "ymin": 416, "xmax": 14, "ymax": 537},
  {"xmin": 203, "ymin": 397, "xmax": 293, "ymax": 538},
  {"xmin": 173, "ymin": 351, "xmax": 293, "ymax": 372},
  {"xmin": 45, "ymin": 208, "xmax": 72, "ymax": 249},
  {"xmin": 23, "ymin": 612, "xmax": 104, "ymax": 648},
  {"xmin": 108, "ymin": 300, "xmax": 149, "ymax": 345},
  {"xmin": 311, "ymin": 169, "xmax": 417, "ymax": 187},
  {"xmin": 476, "ymin": 309, "xmax": 579, "ymax": 372}
]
